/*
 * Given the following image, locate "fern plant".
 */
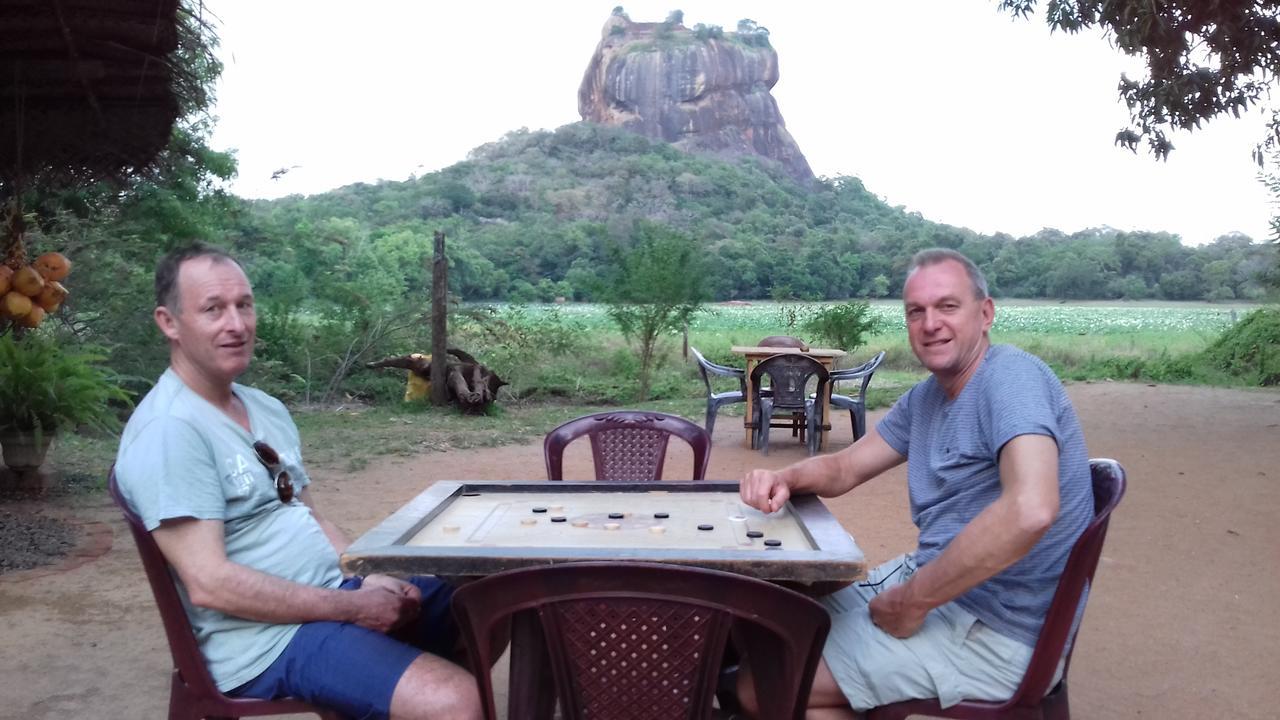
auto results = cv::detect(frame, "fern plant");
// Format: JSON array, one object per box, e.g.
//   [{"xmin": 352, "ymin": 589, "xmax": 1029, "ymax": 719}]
[{"xmin": 0, "ymin": 331, "xmax": 132, "ymax": 441}]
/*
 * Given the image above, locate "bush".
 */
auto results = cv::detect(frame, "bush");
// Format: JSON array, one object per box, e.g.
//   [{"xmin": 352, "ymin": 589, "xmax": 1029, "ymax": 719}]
[
  {"xmin": 801, "ymin": 301, "xmax": 881, "ymax": 353},
  {"xmin": 1202, "ymin": 306, "xmax": 1280, "ymax": 385}
]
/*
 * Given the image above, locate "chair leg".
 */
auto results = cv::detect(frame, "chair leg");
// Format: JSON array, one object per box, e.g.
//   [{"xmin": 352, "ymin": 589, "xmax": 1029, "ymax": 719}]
[
  {"xmin": 1043, "ymin": 680, "xmax": 1071, "ymax": 720},
  {"xmin": 705, "ymin": 404, "xmax": 717, "ymax": 443},
  {"xmin": 806, "ymin": 410, "xmax": 820, "ymax": 456},
  {"xmin": 758, "ymin": 400, "xmax": 772, "ymax": 455}
]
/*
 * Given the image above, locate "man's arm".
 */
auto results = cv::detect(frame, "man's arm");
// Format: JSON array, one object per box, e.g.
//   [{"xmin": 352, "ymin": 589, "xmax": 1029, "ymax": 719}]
[
  {"xmin": 868, "ymin": 433, "xmax": 1061, "ymax": 637},
  {"xmin": 297, "ymin": 487, "xmax": 350, "ymax": 554},
  {"xmin": 151, "ymin": 518, "xmax": 416, "ymax": 633},
  {"xmin": 740, "ymin": 428, "xmax": 906, "ymax": 513}
]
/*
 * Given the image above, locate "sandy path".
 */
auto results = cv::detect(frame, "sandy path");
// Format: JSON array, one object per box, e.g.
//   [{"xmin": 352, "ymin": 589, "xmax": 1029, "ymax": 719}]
[{"xmin": 0, "ymin": 382, "xmax": 1277, "ymax": 719}]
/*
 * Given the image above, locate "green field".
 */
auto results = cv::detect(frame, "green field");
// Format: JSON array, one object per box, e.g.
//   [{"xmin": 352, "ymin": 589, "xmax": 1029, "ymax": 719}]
[{"xmin": 481, "ymin": 299, "xmax": 1253, "ymax": 370}]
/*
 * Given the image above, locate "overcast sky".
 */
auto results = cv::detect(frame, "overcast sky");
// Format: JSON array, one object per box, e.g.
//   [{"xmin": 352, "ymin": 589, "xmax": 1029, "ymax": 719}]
[{"xmin": 206, "ymin": 1, "xmax": 1276, "ymax": 246}]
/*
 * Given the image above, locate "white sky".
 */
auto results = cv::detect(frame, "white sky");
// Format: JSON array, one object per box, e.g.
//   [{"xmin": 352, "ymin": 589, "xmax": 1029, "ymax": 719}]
[{"xmin": 206, "ymin": 1, "xmax": 1277, "ymax": 246}]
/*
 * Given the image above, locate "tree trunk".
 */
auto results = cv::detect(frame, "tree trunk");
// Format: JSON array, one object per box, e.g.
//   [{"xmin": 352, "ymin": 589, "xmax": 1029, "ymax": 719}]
[
  {"xmin": 367, "ymin": 349, "xmax": 507, "ymax": 413},
  {"xmin": 430, "ymin": 229, "xmax": 449, "ymax": 406}
]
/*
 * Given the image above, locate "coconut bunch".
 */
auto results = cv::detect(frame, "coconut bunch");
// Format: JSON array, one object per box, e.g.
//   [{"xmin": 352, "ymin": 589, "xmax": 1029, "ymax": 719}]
[{"xmin": 0, "ymin": 252, "xmax": 71, "ymax": 328}]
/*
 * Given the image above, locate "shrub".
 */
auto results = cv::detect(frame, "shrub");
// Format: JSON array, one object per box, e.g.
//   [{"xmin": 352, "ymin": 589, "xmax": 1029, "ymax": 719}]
[
  {"xmin": 1202, "ymin": 306, "xmax": 1280, "ymax": 385},
  {"xmin": 801, "ymin": 301, "xmax": 882, "ymax": 354},
  {"xmin": 0, "ymin": 331, "xmax": 133, "ymax": 439}
]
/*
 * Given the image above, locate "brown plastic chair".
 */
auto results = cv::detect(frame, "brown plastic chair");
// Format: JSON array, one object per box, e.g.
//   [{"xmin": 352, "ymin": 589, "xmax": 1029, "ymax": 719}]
[
  {"xmin": 866, "ymin": 458, "xmax": 1127, "ymax": 720},
  {"xmin": 749, "ymin": 354, "xmax": 829, "ymax": 455},
  {"xmin": 452, "ymin": 561, "xmax": 831, "ymax": 720},
  {"xmin": 107, "ymin": 470, "xmax": 343, "ymax": 720},
  {"xmin": 544, "ymin": 411, "xmax": 711, "ymax": 481}
]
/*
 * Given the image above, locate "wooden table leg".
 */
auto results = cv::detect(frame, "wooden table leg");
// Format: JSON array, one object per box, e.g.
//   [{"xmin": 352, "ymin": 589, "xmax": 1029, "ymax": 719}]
[{"xmin": 507, "ymin": 609, "xmax": 556, "ymax": 720}]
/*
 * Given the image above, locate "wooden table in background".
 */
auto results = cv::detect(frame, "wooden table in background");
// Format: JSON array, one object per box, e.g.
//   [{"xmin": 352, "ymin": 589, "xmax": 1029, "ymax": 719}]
[{"xmin": 730, "ymin": 346, "xmax": 846, "ymax": 451}]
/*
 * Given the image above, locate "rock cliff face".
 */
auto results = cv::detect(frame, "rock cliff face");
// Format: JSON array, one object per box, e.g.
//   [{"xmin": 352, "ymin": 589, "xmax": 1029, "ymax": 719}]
[{"xmin": 578, "ymin": 15, "xmax": 813, "ymax": 183}]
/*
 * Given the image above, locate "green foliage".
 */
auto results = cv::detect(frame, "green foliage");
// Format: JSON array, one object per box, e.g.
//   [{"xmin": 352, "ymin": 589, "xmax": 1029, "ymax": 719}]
[
  {"xmin": 734, "ymin": 18, "xmax": 771, "ymax": 47},
  {"xmin": 801, "ymin": 301, "xmax": 882, "ymax": 353},
  {"xmin": 0, "ymin": 331, "xmax": 133, "ymax": 438},
  {"xmin": 999, "ymin": 0, "xmax": 1280, "ymax": 161},
  {"xmin": 603, "ymin": 222, "xmax": 707, "ymax": 400},
  {"xmin": 1202, "ymin": 307, "xmax": 1280, "ymax": 385},
  {"xmin": 692, "ymin": 23, "xmax": 724, "ymax": 41}
]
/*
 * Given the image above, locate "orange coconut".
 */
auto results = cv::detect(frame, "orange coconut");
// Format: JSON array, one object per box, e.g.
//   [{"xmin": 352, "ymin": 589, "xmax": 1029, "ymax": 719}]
[
  {"xmin": 37, "ymin": 281, "xmax": 68, "ymax": 311},
  {"xmin": 2, "ymin": 290, "xmax": 34, "ymax": 318},
  {"xmin": 16, "ymin": 304, "xmax": 45, "ymax": 328},
  {"xmin": 0, "ymin": 265, "xmax": 12, "ymax": 295},
  {"xmin": 12, "ymin": 266, "xmax": 45, "ymax": 297},
  {"xmin": 33, "ymin": 252, "xmax": 71, "ymax": 282}
]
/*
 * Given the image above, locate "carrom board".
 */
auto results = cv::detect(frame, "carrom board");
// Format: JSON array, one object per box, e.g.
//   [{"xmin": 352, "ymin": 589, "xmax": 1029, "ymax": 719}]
[{"xmin": 342, "ymin": 481, "xmax": 866, "ymax": 587}]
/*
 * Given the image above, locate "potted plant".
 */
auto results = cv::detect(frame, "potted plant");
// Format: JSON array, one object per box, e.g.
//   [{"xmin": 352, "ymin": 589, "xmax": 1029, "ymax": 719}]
[{"xmin": 0, "ymin": 330, "xmax": 131, "ymax": 479}]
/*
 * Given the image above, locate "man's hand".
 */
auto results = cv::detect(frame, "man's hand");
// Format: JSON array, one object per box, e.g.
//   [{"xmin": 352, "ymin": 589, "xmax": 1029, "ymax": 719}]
[
  {"xmin": 348, "ymin": 583, "xmax": 421, "ymax": 634},
  {"xmin": 868, "ymin": 582, "xmax": 930, "ymax": 638},
  {"xmin": 362, "ymin": 574, "xmax": 422, "ymax": 602},
  {"xmin": 740, "ymin": 469, "xmax": 791, "ymax": 513}
]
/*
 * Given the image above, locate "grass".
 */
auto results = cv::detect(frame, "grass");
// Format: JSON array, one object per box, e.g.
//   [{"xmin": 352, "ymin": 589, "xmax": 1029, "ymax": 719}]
[{"xmin": 31, "ymin": 300, "xmax": 1276, "ymax": 492}]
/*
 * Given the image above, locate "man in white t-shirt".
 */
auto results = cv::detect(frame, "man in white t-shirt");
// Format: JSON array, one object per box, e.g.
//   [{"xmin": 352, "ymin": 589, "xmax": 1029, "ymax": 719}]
[{"xmin": 115, "ymin": 243, "xmax": 480, "ymax": 720}]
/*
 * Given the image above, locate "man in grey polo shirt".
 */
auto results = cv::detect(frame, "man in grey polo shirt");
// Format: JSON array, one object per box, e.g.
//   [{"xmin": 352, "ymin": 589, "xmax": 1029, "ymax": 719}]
[
  {"xmin": 737, "ymin": 248, "xmax": 1092, "ymax": 717},
  {"xmin": 114, "ymin": 243, "xmax": 481, "ymax": 720}
]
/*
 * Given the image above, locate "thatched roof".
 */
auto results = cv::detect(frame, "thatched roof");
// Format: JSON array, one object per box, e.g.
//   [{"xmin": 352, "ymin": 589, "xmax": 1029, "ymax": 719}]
[{"xmin": 0, "ymin": 0, "xmax": 188, "ymax": 189}]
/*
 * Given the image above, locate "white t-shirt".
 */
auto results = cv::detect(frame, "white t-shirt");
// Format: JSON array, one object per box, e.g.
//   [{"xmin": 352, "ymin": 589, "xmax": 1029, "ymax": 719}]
[{"xmin": 115, "ymin": 368, "xmax": 343, "ymax": 691}]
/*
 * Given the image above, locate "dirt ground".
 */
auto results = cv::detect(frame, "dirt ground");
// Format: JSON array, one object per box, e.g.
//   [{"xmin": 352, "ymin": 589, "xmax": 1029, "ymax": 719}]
[{"xmin": 0, "ymin": 381, "xmax": 1277, "ymax": 719}]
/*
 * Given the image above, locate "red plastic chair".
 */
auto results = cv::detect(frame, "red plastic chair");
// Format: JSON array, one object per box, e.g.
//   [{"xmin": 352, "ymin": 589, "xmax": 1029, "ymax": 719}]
[
  {"xmin": 544, "ymin": 411, "xmax": 711, "ymax": 481},
  {"xmin": 452, "ymin": 561, "xmax": 831, "ymax": 720},
  {"xmin": 866, "ymin": 458, "xmax": 1127, "ymax": 720},
  {"xmin": 107, "ymin": 470, "xmax": 343, "ymax": 720}
]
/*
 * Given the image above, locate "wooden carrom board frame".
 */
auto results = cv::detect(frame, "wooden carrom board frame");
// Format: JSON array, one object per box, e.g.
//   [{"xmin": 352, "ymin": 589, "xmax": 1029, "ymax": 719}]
[{"xmin": 341, "ymin": 480, "xmax": 866, "ymax": 589}]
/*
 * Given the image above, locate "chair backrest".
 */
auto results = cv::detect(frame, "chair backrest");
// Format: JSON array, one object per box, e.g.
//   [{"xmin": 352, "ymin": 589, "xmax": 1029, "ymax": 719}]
[
  {"xmin": 750, "ymin": 354, "xmax": 829, "ymax": 411},
  {"xmin": 829, "ymin": 350, "xmax": 887, "ymax": 399},
  {"xmin": 452, "ymin": 561, "xmax": 831, "ymax": 720},
  {"xmin": 544, "ymin": 411, "xmax": 711, "ymax": 481},
  {"xmin": 689, "ymin": 346, "xmax": 746, "ymax": 397},
  {"xmin": 107, "ymin": 469, "xmax": 224, "ymax": 700},
  {"xmin": 1005, "ymin": 458, "xmax": 1127, "ymax": 707}
]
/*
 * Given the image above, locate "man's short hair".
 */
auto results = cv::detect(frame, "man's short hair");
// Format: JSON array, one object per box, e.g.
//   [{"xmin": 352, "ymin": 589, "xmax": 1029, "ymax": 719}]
[
  {"xmin": 155, "ymin": 242, "xmax": 243, "ymax": 311},
  {"xmin": 907, "ymin": 248, "xmax": 990, "ymax": 300}
]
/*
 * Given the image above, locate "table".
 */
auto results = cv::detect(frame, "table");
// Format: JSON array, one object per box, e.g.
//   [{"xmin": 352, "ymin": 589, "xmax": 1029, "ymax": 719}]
[
  {"xmin": 342, "ymin": 480, "xmax": 865, "ymax": 587},
  {"xmin": 730, "ymin": 345, "xmax": 846, "ymax": 450},
  {"xmin": 341, "ymin": 480, "xmax": 866, "ymax": 719}
]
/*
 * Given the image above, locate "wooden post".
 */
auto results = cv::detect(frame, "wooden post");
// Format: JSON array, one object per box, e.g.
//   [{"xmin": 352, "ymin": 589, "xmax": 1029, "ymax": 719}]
[{"xmin": 430, "ymin": 230, "xmax": 449, "ymax": 406}]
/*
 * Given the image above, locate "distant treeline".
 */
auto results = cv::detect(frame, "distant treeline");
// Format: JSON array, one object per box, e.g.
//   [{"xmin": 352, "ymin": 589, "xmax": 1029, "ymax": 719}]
[{"xmin": 238, "ymin": 123, "xmax": 1275, "ymax": 305}]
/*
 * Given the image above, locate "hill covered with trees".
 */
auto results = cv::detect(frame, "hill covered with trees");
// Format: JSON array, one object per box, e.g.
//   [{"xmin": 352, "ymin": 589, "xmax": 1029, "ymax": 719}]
[{"xmin": 242, "ymin": 122, "xmax": 1275, "ymax": 305}]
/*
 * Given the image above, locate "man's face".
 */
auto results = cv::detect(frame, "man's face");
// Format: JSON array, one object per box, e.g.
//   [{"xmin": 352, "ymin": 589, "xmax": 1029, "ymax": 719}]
[
  {"xmin": 155, "ymin": 256, "xmax": 257, "ymax": 385},
  {"xmin": 902, "ymin": 259, "xmax": 994, "ymax": 385}
]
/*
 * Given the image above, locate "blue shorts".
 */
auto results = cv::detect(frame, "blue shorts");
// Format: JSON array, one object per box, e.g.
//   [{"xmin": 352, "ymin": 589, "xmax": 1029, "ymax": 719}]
[{"xmin": 230, "ymin": 576, "xmax": 458, "ymax": 720}]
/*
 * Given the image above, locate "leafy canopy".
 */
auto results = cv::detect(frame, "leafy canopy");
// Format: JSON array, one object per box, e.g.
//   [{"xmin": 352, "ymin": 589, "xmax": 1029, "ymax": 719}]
[{"xmin": 999, "ymin": 0, "xmax": 1280, "ymax": 161}]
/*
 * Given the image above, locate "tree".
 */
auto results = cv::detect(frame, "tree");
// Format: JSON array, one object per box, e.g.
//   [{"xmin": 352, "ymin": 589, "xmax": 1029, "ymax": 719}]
[
  {"xmin": 603, "ymin": 222, "xmax": 707, "ymax": 401},
  {"xmin": 999, "ymin": 1, "xmax": 1280, "ymax": 161}
]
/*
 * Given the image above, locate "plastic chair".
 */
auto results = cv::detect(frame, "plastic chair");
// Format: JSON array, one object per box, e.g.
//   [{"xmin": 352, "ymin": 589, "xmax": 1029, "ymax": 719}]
[
  {"xmin": 866, "ymin": 458, "xmax": 1128, "ymax": 720},
  {"xmin": 689, "ymin": 347, "xmax": 747, "ymax": 442},
  {"xmin": 451, "ymin": 561, "xmax": 831, "ymax": 720},
  {"xmin": 749, "ymin": 354, "xmax": 829, "ymax": 456},
  {"xmin": 107, "ymin": 470, "xmax": 344, "ymax": 720},
  {"xmin": 827, "ymin": 350, "xmax": 886, "ymax": 442},
  {"xmin": 544, "ymin": 411, "xmax": 710, "ymax": 481}
]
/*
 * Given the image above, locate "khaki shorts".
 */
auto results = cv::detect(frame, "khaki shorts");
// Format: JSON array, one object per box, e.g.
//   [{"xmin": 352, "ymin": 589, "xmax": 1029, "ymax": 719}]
[{"xmin": 821, "ymin": 554, "xmax": 1057, "ymax": 711}]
